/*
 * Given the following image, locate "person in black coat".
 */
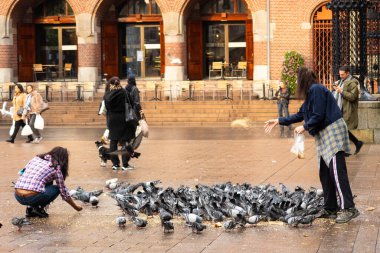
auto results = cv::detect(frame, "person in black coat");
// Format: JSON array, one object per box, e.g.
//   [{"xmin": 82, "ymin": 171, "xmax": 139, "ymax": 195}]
[
  {"xmin": 104, "ymin": 76, "xmax": 136, "ymax": 170},
  {"xmin": 125, "ymin": 75, "xmax": 142, "ymax": 120}
]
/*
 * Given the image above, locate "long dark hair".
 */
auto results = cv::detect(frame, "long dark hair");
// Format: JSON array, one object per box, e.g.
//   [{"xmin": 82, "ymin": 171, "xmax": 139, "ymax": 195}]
[
  {"xmin": 38, "ymin": 147, "xmax": 69, "ymax": 180},
  {"xmin": 296, "ymin": 67, "xmax": 317, "ymax": 99},
  {"xmin": 14, "ymin": 83, "xmax": 24, "ymax": 93}
]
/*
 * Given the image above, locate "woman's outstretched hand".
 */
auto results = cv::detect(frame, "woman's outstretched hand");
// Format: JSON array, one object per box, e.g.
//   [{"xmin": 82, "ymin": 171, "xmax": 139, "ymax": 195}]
[
  {"xmin": 294, "ymin": 125, "xmax": 305, "ymax": 134},
  {"xmin": 264, "ymin": 119, "xmax": 279, "ymax": 133}
]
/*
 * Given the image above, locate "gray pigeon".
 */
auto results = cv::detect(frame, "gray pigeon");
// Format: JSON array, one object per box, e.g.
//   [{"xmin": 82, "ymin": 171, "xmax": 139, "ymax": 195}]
[
  {"xmin": 223, "ymin": 220, "xmax": 237, "ymax": 230},
  {"xmin": 116, "ymin": 216, "xmax": 127, "ymax": 227},
  {"xmin": 89, "ymin": 196, "xmax": 99, "ymax": 207},
  {"xmin": 247, "ymin": 215, "xmax": 267, "ymax": 225},
  {"xmin": 191, "ymin": 222, "xmax": 206, "ymax": 233},
  {"xmin": 11, "ymin": 217, "xmax": 31, "ymax": 231},
  {"xmin": 131, "ymin": 217, "xmax": 147, "ymax": 228},
  {"xmin": 162, "ymin": 220, "xmax": 174, "ymax": 233},
  {"xmin": 184, "ymin": 213, "xmax": 203, "ymax": 224}
]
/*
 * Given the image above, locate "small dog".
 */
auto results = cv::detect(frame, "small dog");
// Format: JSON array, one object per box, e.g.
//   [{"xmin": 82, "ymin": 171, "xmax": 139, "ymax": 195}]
[
  {"xmin": 95, "ymin": 140, "xmax": 141, "ymax": 167},
  {"xmin": 95, "ymin": 140, "xmax": 111, "ymax": 167}
]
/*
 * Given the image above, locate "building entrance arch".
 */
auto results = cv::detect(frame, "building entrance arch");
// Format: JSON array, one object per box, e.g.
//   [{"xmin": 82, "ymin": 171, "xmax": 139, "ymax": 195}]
[{"xmin": 184, "ymin": 0, "xmax": 253, "ymax": 80}]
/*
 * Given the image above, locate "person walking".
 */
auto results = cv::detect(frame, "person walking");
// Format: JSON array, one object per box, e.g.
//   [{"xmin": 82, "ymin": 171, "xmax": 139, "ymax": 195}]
[
  {"xmin": 275, "ymin": 82, "xmax": 291, "ymax": 137},
  {"xmin": 332, "ymin": 66, "xmax": 363, "ymax": 155},
  {"xmin": 104, "ymin": 76, "xmax": 136, "ymax": 171},
  {"xmin": 6, "ymin": 83, "xmax": 33, "ymax": 143},
  {"xmin": 14, "ymin": 147, "xmax": 82, "ymax": 218},
  {"xmin": 24, "ymin": 84, "xmax": 44, "ymax": 143},
  {"xmin": 265, "ymin": 67, "xmax": 359, "ymax": 223}
]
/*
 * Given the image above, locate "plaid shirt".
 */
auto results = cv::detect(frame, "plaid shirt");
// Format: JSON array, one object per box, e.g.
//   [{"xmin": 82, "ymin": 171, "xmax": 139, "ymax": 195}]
[
  {"xmin": 15, "ymin": 155, "xmax": 70, "ymax": 201},
  {"xmin": 315, "ymin": 118, "xmax": 351, "ymax": 167}
]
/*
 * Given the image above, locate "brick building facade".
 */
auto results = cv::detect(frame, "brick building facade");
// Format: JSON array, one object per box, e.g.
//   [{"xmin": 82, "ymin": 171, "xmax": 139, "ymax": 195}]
[{"xmin": 0, "ymin": 0, "xmax": 328, "ymax": 95}]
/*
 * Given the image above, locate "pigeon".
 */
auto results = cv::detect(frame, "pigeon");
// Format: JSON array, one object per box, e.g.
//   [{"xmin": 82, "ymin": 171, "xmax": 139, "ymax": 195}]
[
  {"xmin": 116, "ymin": 216, "xmax": 127, "ymax": 227},
  {"xmin": 247, "ymin": 215, "xmax": 267, "ymax": 225},
  {"xmin": 89, "ymin": 196, "xmax": 99, "ymax": 207},
  {"xmin": 191, "ymin": 222, "xmax": 206, "ymax": 233},
  {"xmin": 184, "ymin": 213, "xmax": 203, "ymax": 224},
  {"xmin": 162, "ymin": 220, "xmax": 174, "ymax": 233},
  {"xmin": 11, "ymin": 217, "xmax": 31, "ymax": 231},
  {"xmin": 223, "ymin": 220, "xmax": 237, "ymax": 230},
  {"xmin": 131, "ymin": 217, "xmax": 147, "ymax": 228}
]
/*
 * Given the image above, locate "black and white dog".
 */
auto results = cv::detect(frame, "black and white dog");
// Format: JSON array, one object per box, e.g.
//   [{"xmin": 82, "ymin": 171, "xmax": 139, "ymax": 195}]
[{"xmin": 95, "ymin": 140, "xmax": 141, "ymax": 167}]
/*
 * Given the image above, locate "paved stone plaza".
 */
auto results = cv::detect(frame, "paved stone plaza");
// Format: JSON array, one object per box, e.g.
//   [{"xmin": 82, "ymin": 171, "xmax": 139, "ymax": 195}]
[{"xmin": 0, "ymin": 126, "xmax": 379, "ymax": 253}]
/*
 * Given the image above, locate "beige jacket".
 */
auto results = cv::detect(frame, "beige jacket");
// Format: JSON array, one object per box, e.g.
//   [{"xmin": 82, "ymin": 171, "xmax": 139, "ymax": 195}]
[
  {"xmin": 12, "ymin": 93, "xmax": 26, "ymax": 121},
  {"xmin": 27, "ymin": 90, "xmax": 44, "ymax": 114}
]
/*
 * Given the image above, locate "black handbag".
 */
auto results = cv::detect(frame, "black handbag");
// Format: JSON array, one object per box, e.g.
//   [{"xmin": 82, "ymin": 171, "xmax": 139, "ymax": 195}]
[
  {"xmin": 125, "ymin": 92, "xmax": 137, "ymax": 123},
  {"xmin": 17, "ymin": 107, "xmax": 24, "ymax": 116}
]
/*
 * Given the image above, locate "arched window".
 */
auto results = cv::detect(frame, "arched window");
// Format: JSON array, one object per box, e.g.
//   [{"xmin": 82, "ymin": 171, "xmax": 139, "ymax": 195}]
[
  {"xmin": 34, "ymin": 0, "xmax": 74, "ymax": 19},
  {"xmin": 119, "ymin": 0, "xmax": 161, "ymax": 16},
  {"xmin": 201, "ymin": 0, "xmax": 247, "ymax": 14},
  {"xmin": 187, "ymin": 0, "xmax": 252, "ymax": 80},
  {"xmin": 34, "ymin": 0, "xmax": 77, "ymax": 80},
  {"xmin": 116, "ymin": 0, "xmax": 163, "ymax": 79},
  {"xmin": 313, "ymin": 5, "xmax": 332, "ymax": 87}
]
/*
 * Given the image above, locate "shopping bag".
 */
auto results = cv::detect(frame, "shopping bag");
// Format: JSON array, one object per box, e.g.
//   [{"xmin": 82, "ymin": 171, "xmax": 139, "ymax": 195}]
[
  {"xmin": 290, "ymin": 133, "xmax": 305, "ymax": 159},
  {"xmin": 34, "ymin": 114, "xmax": 44, "ymax": 130},
  {"xmin": 9, "ymin": 120, "xmax": 15, "ymax": 136},
  {"xmin": 21, "ymin": 119, "xmax": 33, "ymax": 136},
  {"xmin": 139, "ymin": 118, "xmax": 149, "ymax": 138}
]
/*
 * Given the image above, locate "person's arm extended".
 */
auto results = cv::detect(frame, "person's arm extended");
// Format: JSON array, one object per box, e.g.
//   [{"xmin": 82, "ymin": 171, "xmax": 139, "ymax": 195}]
[
  {"xmin": 65, "ymin": 196, "xmax": 82, "ymax": 211},
  {"xmin": 279, "ymin": 104, "xmax": 305, "ymax": 126}
]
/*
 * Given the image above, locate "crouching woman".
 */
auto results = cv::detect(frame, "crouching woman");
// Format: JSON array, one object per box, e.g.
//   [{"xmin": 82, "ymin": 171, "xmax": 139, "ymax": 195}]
[
  {"xmin": 14, "ymin": 147, "xmax": 82, "ymax": 218},
  {"xmin": 264, "ymin": 67, "xmax": 359, "ymax": 223}
]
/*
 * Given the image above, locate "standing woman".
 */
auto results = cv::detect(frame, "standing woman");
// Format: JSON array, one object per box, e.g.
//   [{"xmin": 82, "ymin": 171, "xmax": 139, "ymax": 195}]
[
  {"xmin": 6, "ymin": 83, "xmax": 33, "ymax": 143},
  {"xmin": 104, "ymin": 76, "xmax": 136, "ymax": 170},
  {"xmin": 264, "ymin": 67, "xmax": 359, "ymax": 223},
  {"xmin": 25, "ymin": 85, "xmax": 44, "ymax": 143},
  {"xmin": 275, "ymin": 82, "xmax": 291, "ymax": 137}
]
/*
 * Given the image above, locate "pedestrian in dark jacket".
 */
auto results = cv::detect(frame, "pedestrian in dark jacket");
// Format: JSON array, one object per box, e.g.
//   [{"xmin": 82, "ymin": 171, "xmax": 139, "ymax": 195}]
[
  {"xmin": 104, "ymin": 76, "xmax": 136, "ymax": 170},
  {"xmin": 125, "ymin": 75, "xmax": 142, "ymax": 120},
  {"xmin": 265, "ymin": 67, "xmax": 359, "ymax": 224},
  {"xmin": 275, "ymin": 82, "xmax": 291, "ymax": 137}
]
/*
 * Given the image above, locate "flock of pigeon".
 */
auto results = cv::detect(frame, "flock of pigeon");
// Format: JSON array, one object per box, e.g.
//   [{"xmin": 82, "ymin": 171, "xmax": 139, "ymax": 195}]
[{"xmin": 10, "ymin": 179, "xmax": 326, "ymax": 232}]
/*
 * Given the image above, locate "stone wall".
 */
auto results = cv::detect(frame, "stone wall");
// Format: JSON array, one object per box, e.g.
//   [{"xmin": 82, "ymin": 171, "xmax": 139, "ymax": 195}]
[{"xmin": 354, "ymin": 101, "xmax": 380, "ymax": 144}]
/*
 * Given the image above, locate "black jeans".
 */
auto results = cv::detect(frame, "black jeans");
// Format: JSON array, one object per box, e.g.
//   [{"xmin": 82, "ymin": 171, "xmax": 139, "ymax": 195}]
[
  {"xmin": 319, "ymin": 151, "xmax": 355, "ymax": 210},
  {"xmin": 10, "ymin": 119, "xmax": 33, "ymax": 141},
  {"xmin": 109, "ymin": 140, "xmax": 130, "ymax": 167}
]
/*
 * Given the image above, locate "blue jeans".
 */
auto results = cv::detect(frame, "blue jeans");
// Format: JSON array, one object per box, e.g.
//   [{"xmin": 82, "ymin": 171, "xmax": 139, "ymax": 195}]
[
  {"xmin": 277, "ymin": 102, "xmax": 291, "ymax": 131},
  {"xmin": 15, "ymin": 185, "xmax": 60, "ymax": 208}
]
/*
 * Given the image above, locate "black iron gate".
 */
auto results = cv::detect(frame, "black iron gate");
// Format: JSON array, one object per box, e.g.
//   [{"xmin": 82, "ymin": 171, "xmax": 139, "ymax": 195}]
[{"xmin": 328, "ymin": 0, "xmax": 380, "ymax": 94}]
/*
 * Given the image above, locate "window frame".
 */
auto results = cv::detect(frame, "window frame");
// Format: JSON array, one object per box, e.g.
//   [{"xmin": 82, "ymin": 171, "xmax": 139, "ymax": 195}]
[{"xmin": 33, "ymin": 0, "xmax": 75, "ymax": 24}]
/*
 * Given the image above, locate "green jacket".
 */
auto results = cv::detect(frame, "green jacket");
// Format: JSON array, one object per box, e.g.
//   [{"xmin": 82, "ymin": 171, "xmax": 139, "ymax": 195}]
[{"xmin": 341, "ymin": 76, "xmax": 359, "ymax": 130}]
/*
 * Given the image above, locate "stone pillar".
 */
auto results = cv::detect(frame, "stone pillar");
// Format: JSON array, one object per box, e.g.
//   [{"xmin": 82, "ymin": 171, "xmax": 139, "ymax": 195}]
[
  {"xmin": 162, "ymin": 12, "xmax": 186, "ymax": 81},
  {"xmin": 0, "ymin": 15, "xmax": 15, "ymax": 83},
  {"xmin": 76, "ymin": 13, "xmax": 99, "ymax": 82}
]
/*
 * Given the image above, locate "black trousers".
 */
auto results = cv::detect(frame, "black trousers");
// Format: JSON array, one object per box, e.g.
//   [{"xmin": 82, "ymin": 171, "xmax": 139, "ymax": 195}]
[
  {"xmin": 348, "ymin": 130, "xmax": 359, "ymax": 146},
  {"xmin": 109, "ymin": 140, "xmax": 130, "ymax": 167},
  {"xmin": 10, "ymin": 119, "xmax": 33, "ymax": 141},
  {"xmin": 319, "ymin": 151, "xmax": 355, "ymax": 210}
]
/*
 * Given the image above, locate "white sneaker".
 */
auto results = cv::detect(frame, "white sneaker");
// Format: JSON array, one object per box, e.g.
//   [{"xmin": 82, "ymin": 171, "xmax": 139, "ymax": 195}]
[
  {"xmin": 32, "ymin": 139, "xmax": 39, "ymax": 144},
  {"xmin": 100, "ymin": 160, "xmax": 106, "ymax": 167},
  {"xmin": 121, "ymin": 165, "xmax": 135, "ymax": 171},
  {"xmin": 112, "ymin": 165, "xmax": 120, "ymax": 170}
]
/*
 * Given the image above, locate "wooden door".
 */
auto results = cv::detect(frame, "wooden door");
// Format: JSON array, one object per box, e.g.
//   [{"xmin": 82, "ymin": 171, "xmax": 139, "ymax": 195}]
[
  {"xmin": 101, "ymin": 22, "xmax": 119, "ymax": 78},
  {"xmin": 160, "ymin": 21, "xmax": 165, "ymax": 76},
  {"xmin": 18, "ymin": 24, "xmax": 35, "ymax": 82},
  {"xmin": 187, "ymin": 20, "xmax": 203, "ymax": 80},
  {"xmin": 246, "ymin": 19, "xmax": 253, "ymax": 80}
]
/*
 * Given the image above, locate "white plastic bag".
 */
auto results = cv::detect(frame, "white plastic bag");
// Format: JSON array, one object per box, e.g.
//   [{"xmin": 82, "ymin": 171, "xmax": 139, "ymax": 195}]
[
  {"xmin": 21, "ymin": 119, "xmax": 33, "ymax": 136},
  {"xmin": 9, "ymin": 120, "xmax": 15, "ymax": 136},
  {"xmin": 290, "ymin": 133, "xmax": 305, "ymax": 159},
  {"xmin": 98, "ymin": 100, "xmax": 106, "ymax": 115},
  {"xmin": 139, "ymin": 119, "xmax": 149, "ymax": 138},
  {"xmin": 34, "ymin": 114, "xmax": 44, "ymax": 130}
]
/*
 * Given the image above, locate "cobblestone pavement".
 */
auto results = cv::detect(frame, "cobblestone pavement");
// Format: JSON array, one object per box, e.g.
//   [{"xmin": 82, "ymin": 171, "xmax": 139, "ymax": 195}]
[{"xmin": 0, "ymin": 126, "xmax": 379, "ymax": 253}]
